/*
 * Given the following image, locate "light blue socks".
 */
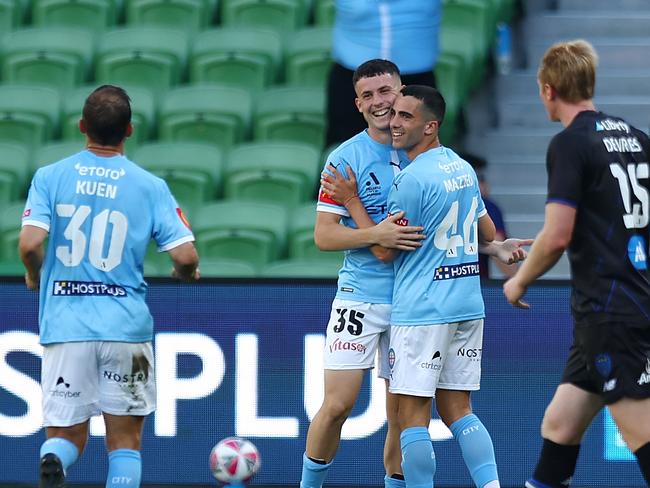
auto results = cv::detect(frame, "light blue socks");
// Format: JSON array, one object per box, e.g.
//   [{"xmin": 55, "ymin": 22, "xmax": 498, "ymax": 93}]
[
  {"xmin": 106, "ymin": 449, "xmax": 141, "ymax": 488},
  {"xmin": 300, "ymin": 452, "xmax": 332, "ymax": 488},
  {"xmin": 40, "ymin": 437, "xmax": 79, "ymax": 473},
  {"xmin": 450, "ymin": 414, "xmax": 500, "ymax": 488},
  {"xmin": 401, "ymin": 427, "xmax": 436, "ymax": 488}
]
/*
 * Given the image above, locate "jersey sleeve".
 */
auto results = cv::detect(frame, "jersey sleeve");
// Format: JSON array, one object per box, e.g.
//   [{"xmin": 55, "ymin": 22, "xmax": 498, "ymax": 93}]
[
  {"xmin": 546, "ymin": 132, "xmax": 585, "ymax": 208},
  {"xmin": 316, "ymin": 151, "xmax": 353, "ymax": 218},
  {"xmin": 22, "ymin": 168, "xmax": 52, "ymax": 231},
  {"xmin": 152, "ymin": 179, "xmax": 195, "ymax": 252},
  {"xmin": 388, "ymin": 171, "xmax": 423, "ymax": 226}
]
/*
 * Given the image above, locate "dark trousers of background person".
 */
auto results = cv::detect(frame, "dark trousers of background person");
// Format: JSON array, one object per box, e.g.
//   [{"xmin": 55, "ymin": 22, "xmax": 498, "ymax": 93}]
[{"xmin": 325, "ymin": 61, "xmax": 437, "ymax": 148}]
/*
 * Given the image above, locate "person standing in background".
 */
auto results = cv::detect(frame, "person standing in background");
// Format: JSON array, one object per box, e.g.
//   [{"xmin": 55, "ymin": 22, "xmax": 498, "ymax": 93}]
[
  {"xmin": 326, "ymin": 0, "xmax": 441, "ymax": 146},
  {"xmin": 460, "ymin": 152, "xmax": 517, "ymax": 279}
]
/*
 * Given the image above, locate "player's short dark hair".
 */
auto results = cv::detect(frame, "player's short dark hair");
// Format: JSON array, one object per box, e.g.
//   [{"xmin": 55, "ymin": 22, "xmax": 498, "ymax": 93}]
[
  {"xmin": 352, "ymin": 59, "xmax": 401, "ymax": 87},
  {"xmin": 400, "ymin": 85, "xmax": 446, "ymax": 126},
  {"xmin": 82, "ymin": 85, "xmax": 132, "ymax": 146}
]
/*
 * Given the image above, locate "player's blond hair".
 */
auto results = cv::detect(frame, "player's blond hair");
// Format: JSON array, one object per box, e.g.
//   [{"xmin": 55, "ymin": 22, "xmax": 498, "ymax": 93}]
[{"xmin": 538, "ymin": 39, "xmax": 598, "ymax": 103}]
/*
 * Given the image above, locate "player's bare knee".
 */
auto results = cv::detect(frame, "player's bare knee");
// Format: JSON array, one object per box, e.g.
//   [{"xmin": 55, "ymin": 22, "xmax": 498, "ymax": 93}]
[
  {"xmin": 322, "ymin": 397, "xmax": 354, "ymax": 423},
  {"xmin": 540, "ymin": 408, "xmax": 581, "ymax": 444}
]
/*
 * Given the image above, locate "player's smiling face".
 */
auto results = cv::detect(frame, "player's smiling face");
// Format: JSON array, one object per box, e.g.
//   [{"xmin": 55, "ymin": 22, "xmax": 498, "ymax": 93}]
[
  {"xmin": 354, "ymin": 73, "xmax": 401, "ymax": 132},
  {"xmin": 390, "ymin": 95, "xmax": 425, "ymax": 150}
]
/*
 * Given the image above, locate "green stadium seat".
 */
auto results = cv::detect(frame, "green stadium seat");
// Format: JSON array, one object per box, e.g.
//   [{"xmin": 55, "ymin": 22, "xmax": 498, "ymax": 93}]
[
  {"xmin": 314, "ymin": 0, "xmax": 334, "ymax": 26},
  {"xmin": 158, "ymin": 85, "xmax": 252, "ymax": 150},
  {"xmin": 96, "ymin": 27, "xmax": 189, "ymax": 94},
  {"xmin": 224, "ymin": 141, "xmax": 320, "ymax": 205},
  {"xmin": 254, "ymin": 86, "xmax": 325, "ymax": 148},
  {"xmin": 1, "ymin": 28, "xmax": 95, "ymax": 90},
  {"xmin": 0, "ymin": 202, "xmax": 24, "ymax": 262},
  {"xmin": 133, "ymin": 142, "xmax": 223, "ymax": 210},
  {"xmin": 189, "ymin": 28, "xmax": 282, "ymax": 92},
  {"xmin": 288, "ymin": 202, "xmax": 343, "ymax": 262},
  {"xmin": 0, "ymin": 0, "xmax": 20, "ymax": 36},
  {"xmin": 192, "ymin": 200, "xmax": 287, "ymax": 268},
  {"xmin": 0, "ymin": 143, "xmax": 30, "ymax": 203},
  {"xmin": 260, "ymin": 258, "xmax": 339, "ymax": 278},
  {"xmin": 220, "ymin": 0, "xmax": 308, "ymax": 32},
  {"xmin": 0, "ymin": 85, "xmax": 61, "ymax": 147},
  {"xmin": 285, "ymin": 27, "xmax": 332, "ymax": 87},
  {"xmin": 434, "ymin": 52, "xmax": 464, "ymax": 145},
  {"xmin": 32, "ymin": 0, "xmax": 119, "ymax": 30},
  {"xmin": 126, "ymin": 0, "xmax": 213, "ymax": 32},
  {"xmin": 197, "ymin": 258, "xmax": 258, "ymax": 277},
  {"xmin": 440, "ymin": 0, "xmax": 489, "ymax": 94},
  {"xmin": 61, "ymin": 85, "xmax": 156, "ymax": 152},
  {"xmin": 438, "ymin": 25, "xmax": 474, "ymax": 100},
  {"xmin": 32, "ymin": 141, "xmax": 89, "ymax": 175}
]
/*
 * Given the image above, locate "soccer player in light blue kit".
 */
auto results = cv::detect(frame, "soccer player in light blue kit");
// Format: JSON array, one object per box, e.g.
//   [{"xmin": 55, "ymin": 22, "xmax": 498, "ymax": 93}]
[
  {"xmin": 302, "ymin": 60, "xmax": 427, "ymax": 488},
  {"xmin": 383, "ymin": 85, "xmax": 502, "ymax": 488},
  {"xmin": 19, "ymin": 85, "xmax": 199, "ymax": 488}
]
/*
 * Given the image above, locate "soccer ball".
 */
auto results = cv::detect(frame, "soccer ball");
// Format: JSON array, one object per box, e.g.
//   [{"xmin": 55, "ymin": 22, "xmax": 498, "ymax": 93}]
[{"xmin": 209, "ymin": 437, "xmax": 261, "ymax": 484}]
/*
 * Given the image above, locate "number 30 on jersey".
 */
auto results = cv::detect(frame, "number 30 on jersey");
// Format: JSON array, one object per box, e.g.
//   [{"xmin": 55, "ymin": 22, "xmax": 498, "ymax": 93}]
[{"xmin": 55, "ymin": 204, "xmax": 128, "ymax": 271}]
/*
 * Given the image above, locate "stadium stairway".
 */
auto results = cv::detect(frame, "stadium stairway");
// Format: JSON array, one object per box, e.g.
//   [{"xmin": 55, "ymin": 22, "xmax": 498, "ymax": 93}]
[{"xmin": 463, "ymin": 0, "xmax": 650, "ymax": 279}]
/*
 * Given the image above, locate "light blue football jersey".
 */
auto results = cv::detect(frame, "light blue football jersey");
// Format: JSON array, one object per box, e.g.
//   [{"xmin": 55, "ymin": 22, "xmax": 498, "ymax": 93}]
[
  {"xmin": 388, "ymin": 146, "xmax": 487, "ymax": 325},
  {"xmin": 22, "ymin": 150, "xmax": 194, "ymax": 345},
  {"xmin": 317, "ymin": 130, "xmax": 409, "ymax": 303}
]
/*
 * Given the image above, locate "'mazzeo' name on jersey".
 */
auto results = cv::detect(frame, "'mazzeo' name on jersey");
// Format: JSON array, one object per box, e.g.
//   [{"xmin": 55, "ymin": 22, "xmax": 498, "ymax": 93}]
[
  {"xmin": 438, "ymin": 160, "xmax": 475, "ymax": 193},
  {"xmin": 74, "ymin": 162, "xmax": 125, "ymax": 199}
]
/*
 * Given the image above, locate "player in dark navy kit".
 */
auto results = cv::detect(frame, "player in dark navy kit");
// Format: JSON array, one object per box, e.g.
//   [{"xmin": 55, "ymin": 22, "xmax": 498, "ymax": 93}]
[{"xmin": 504, "ymin": 40, "xmax": 650, "ymax": 487}]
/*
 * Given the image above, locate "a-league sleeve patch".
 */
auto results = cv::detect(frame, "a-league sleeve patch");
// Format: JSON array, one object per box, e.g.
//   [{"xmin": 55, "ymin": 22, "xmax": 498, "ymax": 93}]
[
  {"xmin": 176, "ymin": 207, "xmax": 191, "ymax": 229},
  {"xmin": 318, "ymin": 188, "xmax": 340, "ymax": 206}
]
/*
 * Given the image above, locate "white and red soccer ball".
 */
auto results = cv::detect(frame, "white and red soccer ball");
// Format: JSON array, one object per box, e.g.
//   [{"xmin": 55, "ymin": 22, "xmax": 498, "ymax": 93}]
[{"xmin": 209, "ymin": 437, "xmax": 261, "ymax": 484}]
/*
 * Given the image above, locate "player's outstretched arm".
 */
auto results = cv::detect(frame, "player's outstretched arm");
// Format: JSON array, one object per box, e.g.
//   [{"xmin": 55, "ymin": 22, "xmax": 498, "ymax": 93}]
[
  {"xmin": 480, "ymin": 238, "xmax": 534, "ymax": 264},
  {"xmin": 19, "ymin": 225, "xmax": 47, "ymax": 290},
  {"xmin": 504, "ymin": 203, "xmax": 576, "ymax": 309},
  {"xmin": 169, "ymin": 242, "xmax": 200, "ymax": 282}
]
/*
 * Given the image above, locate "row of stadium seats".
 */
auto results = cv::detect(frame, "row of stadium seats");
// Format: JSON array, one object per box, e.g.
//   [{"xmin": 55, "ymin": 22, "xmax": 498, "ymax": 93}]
[
  {"xmin": 0, "ymin": 84, "xmax": 326, "ymax": 152},
  {"xmin": 0, "ymin": 0, "xmax": 516, "ymax": 37},
  {"xmin": 0, "ymin": 140, "xmax": 324, "ymax": 209},
  {"xmin": 0, "ymin": 0, "xmax": 334, "ymax": 34},
  {"xmin": 1, "ymin": 26, "xmax": 332, "ymax": 92},
  {"xmin": 0, "ymin": 199, "xmax": 344, "ymax": 276}
]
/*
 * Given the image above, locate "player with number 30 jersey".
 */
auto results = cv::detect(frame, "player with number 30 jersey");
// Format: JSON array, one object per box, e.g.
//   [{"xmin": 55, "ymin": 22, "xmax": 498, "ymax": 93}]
[{"xmin": 23, "ymin": 151, "xmax": 193, "ymax": 345}]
